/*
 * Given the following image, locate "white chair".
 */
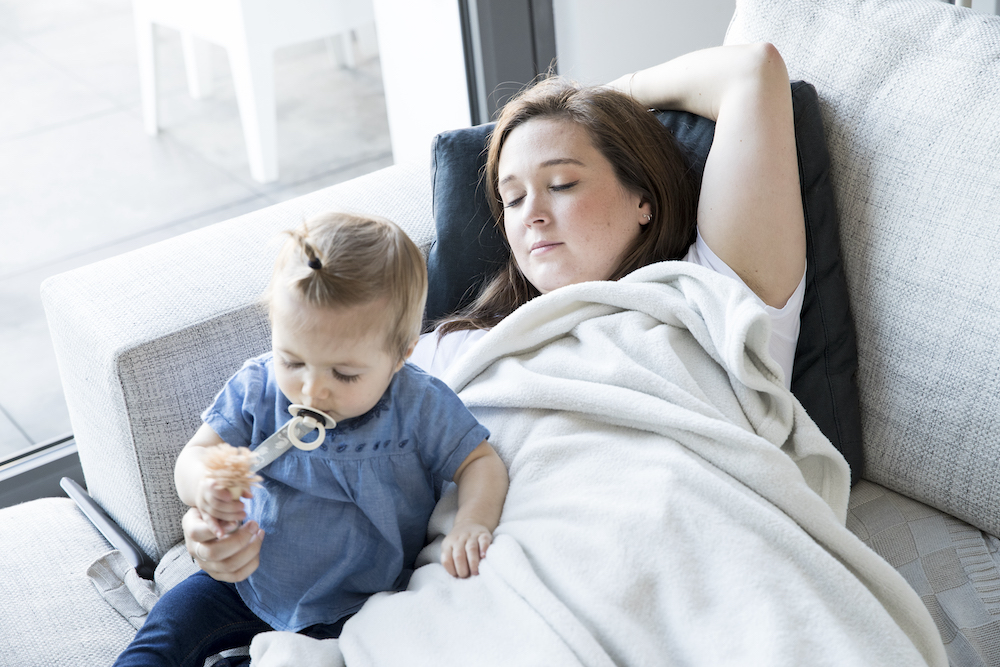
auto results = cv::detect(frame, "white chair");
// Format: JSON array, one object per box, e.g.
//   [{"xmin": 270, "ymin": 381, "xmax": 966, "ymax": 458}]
[{"xmin": 132, "ymin": 0, "xmax": 375, "ymax": 183}]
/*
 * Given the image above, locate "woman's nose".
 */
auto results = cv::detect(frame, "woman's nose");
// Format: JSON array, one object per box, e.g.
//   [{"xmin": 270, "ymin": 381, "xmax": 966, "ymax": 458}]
[{"xmin": 522, "ymin": 193, "xmax": 549, "ymax": 227}]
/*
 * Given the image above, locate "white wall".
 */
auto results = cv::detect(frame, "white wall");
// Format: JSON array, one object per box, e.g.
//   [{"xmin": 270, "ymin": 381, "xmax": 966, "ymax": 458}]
[
  {"xmin": 371, "ymin": 0, "xmax": 472, "ymax": 165},
  {"xmin": 372, "ymin": 0, "xmax": 738, "ymax": 164},
  {"xmin": 552, "ymin": 0, "xmax": 736, "ymax": 85}
]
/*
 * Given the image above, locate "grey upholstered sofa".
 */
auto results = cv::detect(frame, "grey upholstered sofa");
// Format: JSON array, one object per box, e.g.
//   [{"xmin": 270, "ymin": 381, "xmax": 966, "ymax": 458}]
[{"xmin": 4, "ymin": 0, "xmax": 1000, "ymax": 664}]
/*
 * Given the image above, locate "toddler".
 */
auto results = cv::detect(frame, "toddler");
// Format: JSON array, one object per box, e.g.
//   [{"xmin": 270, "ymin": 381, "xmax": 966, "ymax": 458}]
[{"xmin": 114, "ymin": 212, "xmax": 509, "ymax": 667}]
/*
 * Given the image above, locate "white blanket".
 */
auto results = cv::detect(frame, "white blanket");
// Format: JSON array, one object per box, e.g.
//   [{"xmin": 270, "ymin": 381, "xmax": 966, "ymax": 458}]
[{"xmin": 251, "ymin": 261, "xmax": 946, "ymax": 667}]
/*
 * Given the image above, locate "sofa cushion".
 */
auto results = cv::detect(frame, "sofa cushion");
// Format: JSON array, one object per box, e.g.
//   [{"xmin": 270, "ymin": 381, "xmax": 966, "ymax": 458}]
[
  {"xmin": 424, "ymin": 82, "xmax": 864, "ymax": 483},
  {"xmin": 727, "ymin": 0, "xmax": 1000, "ymax": 536},
  {"xmin": 848, "ymin": 481, "xmax": 1000, "ymax": 667},
  {"xmin": 0, "ymin": 498, "xmax": 135, "ymax": 665}
]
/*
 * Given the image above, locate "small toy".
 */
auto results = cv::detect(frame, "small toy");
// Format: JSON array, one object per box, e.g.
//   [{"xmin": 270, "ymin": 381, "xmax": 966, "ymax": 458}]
[
  {"xmin": 203, "ymin": 444, "xmax": 262, "ymax": 499},
  {"xmin": 203, "ymin": 405, "xmax": 337, "ymax": 499}
]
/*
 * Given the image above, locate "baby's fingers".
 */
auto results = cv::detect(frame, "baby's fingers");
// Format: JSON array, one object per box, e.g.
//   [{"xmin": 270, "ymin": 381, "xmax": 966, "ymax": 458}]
[
  {"xmin": 464, "ymin": 538, "xmax": 482, "ymax": 576},
  {"xmin": 441, "ymin": 539, "xmax": 473, "ymax": 578},
  {"xmin": 203, "ymin": 513, "xmax": 229, "ymax": 539},
  {"xmin": 198, "ymin": 482, "xmax": 240, "ymax": 518},
  {"xmin": 478, "ymin": 532, "xmax": 493, "ymax": 559},
  {"xmin": 203, "ymin": 500, "xmax": 246, "ymax": 527},
  {"xmin": 440, "ymin": 542, "xmax": 458, "ymax": 577},
  {"xmin": 454, "ymin": 545, "xmax": 470, "ymax": 578}
]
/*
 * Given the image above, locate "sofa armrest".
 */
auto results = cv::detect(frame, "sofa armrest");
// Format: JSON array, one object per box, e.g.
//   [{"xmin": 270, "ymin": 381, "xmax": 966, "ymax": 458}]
[
  {"xmin": 42, "ymin": 161, "xmax": 434, "ymax": 560},
  {"xmin": 60, "ymin": 477, "xmax": 157, "ymax": 579}
]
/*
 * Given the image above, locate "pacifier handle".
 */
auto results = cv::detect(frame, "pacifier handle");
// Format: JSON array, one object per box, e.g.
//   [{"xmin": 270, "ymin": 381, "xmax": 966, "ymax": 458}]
[{"xmin": 286, "ymin": 404, "xmax": 337, "ymax": 451}]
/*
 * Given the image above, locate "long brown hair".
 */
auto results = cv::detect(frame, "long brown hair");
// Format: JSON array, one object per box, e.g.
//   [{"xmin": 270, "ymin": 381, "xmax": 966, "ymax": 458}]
[{"xmin": 438, "ymin": 75, "xmax": 697, "ymax": 335}]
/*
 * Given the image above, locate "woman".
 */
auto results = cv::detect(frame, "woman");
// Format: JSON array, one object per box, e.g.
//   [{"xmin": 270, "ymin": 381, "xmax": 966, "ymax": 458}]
[{"xmin": 183, "ymin": 42, "xmax": 806, "ymax": 587}]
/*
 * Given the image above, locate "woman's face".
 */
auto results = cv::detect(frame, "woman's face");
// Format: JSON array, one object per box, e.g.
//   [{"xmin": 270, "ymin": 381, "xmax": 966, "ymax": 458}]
[{"xmin": 497, "ymin": 117, "xmax": 651, "ymax": 294}]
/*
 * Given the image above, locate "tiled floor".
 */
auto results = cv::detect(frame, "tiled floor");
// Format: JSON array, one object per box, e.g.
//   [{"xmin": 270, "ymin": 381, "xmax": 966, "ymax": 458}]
[{"xmin": 0, "ymin": 0, "xmax": 393, "ymax": 460}]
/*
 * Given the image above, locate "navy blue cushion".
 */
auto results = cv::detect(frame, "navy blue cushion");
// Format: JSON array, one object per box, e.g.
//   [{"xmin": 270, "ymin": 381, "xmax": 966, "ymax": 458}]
[
  {"xmin": 425, "ymin": 125, "xmax": 505, "ymax": 325},
  {"xmin": 424, "ymin": 81, "xmax": 863, "ymax": 483}
]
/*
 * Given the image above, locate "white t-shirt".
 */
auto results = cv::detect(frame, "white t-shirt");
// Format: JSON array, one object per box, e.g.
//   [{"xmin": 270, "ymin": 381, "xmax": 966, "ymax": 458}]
[{"xmin": 411, "ymin": 233, "xmax": 805, "ymax": 389}]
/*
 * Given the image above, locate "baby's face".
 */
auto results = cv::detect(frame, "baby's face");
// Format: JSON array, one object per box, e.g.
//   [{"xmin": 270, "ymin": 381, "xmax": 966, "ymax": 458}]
[{"xmin": 270, "ymin": 287, "xmax": 405, "ymax": 423}]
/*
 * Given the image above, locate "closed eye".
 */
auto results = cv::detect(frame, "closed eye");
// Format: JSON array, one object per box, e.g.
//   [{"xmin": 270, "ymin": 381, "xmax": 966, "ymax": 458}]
[
  {"xmin": 503, "ymin": 179, "xmax": 578, "ymax": 208},
  {"xmin": 333, "ymin": 370, "xmax": 360, "ymax": 383},
  {"xmin": 281, "ymin": 359, "xmax": 304, "ymax": 369}
]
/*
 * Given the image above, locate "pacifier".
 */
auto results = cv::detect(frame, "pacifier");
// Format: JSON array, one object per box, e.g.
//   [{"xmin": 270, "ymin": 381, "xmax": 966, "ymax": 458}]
[{"xmin": 286, "ymin": 404, "xmax": 337, "ymax": 450}]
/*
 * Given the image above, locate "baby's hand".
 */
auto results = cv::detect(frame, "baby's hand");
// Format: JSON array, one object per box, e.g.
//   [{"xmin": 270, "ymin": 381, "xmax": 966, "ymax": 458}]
[
  {"xmin": 196, "ymin": 477, "xmax": 250, "ymax": 538},
  {"xmin": 441, "ymin": 522, "xmax": 493, "ymax": 578}
]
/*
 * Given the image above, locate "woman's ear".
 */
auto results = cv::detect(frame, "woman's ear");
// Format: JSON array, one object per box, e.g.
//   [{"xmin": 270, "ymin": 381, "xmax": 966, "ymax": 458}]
[{"xmin": 638, "ymin": 199, "xmax": 653, "ymax": 226}]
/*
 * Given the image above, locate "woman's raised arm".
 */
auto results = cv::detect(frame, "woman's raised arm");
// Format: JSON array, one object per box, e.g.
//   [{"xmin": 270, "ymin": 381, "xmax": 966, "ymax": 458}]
[{"xmin": 609, "ymin": 44, "xmax": 805, "ymax": 308}]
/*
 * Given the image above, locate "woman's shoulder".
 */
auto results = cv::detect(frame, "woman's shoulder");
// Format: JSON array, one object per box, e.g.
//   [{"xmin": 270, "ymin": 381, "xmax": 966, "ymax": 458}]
[{"xmin": 410, "ymin": 328, "xmax": 490, "ymax": 379}]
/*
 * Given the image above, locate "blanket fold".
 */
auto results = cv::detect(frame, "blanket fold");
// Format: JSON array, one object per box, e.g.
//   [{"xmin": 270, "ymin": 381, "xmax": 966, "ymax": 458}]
[{"xmin": 250, "ymin": 261, "xmax": 945, "ymax": 666}]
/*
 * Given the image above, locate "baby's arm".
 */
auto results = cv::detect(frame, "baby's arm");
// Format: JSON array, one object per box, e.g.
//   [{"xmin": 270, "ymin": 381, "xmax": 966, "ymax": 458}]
[
  {"xmin": 175, "ymin": 424, "xmax": 254, "ymax": 538},
  {"xmin": 441, "ymin": 440, "xmax": 509, "ymax": 578}
]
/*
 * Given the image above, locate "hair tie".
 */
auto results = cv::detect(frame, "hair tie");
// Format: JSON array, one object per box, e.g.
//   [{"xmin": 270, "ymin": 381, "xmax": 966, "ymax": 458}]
[{"xmin": 307, "ymin": 257, "xmax": 322, "ymax": 270}]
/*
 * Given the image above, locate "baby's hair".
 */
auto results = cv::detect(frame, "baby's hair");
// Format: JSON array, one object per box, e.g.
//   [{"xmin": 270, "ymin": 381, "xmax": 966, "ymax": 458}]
[{"xmin": 268, "ymin": 212, "xmax": 427, "ymax": 361}]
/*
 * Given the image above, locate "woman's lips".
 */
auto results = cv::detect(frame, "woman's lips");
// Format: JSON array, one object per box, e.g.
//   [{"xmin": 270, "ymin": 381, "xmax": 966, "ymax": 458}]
[{"xmin": 530, "ymin": 240, "xmax": 562, "ymax": 255}]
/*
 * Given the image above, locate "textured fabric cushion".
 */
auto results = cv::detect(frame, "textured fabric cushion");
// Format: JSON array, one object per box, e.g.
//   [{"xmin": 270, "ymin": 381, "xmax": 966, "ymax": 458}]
[
  {"xmin": 0, "ymin": 498, "xmax": 135, "ymax": 666},
  {"xmin": 848, "ymin": 481, "xmax": 1000, "ymax": 666},
  {"xmin": 42, "ymin": 162, "xmax": 434, "ymax": 561},
  {"xmin": 424, "ymin": 83, "xmax": 864, "ymax": 482},
  {"xmin": 727, "ymin": 0, "xmax": 1000, "ymax": 536}
]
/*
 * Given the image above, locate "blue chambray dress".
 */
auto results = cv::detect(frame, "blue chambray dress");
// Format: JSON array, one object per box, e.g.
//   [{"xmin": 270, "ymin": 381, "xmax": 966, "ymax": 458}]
[{"xmin": 202, "ymin": 352, "xmax": 489, "ymax": 632}]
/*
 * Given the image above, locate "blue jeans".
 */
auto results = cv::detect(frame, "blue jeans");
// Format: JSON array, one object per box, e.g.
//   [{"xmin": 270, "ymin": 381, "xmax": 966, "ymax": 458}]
[{"xmin": 113, "ymin": 571, "xmax": 351, "ymax": 667}]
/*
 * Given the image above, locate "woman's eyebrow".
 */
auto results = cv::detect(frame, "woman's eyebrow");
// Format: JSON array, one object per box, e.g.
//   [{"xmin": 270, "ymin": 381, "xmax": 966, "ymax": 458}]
[
  {"xmin": 541, "ymin": 157, "xmax": 585, "ymax": 169},
  {"xmin": 499, "ymin": 157, "xmax": 585, "ymax": 186}
]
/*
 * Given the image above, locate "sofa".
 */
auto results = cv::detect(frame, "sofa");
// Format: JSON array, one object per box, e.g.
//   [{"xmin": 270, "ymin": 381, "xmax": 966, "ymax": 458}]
[{"xmin": 3, "ymin": 0, "xmax": 1000, "ymax": 664}]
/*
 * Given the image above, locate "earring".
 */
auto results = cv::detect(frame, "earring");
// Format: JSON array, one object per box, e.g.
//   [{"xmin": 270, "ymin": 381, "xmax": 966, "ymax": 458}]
[{"xmin": 642, "ymin": 214, "xmax": 652, "ymax": 222}]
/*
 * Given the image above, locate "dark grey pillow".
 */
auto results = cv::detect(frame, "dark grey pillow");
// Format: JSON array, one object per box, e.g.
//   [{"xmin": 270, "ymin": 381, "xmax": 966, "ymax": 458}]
[
  {"xmin": 424, "ymin": 81, "xmax": 863, "ymax": 484},
  {"xmin": 425, "ymin": 124, "xmax": 505, "ymax": 325}
]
